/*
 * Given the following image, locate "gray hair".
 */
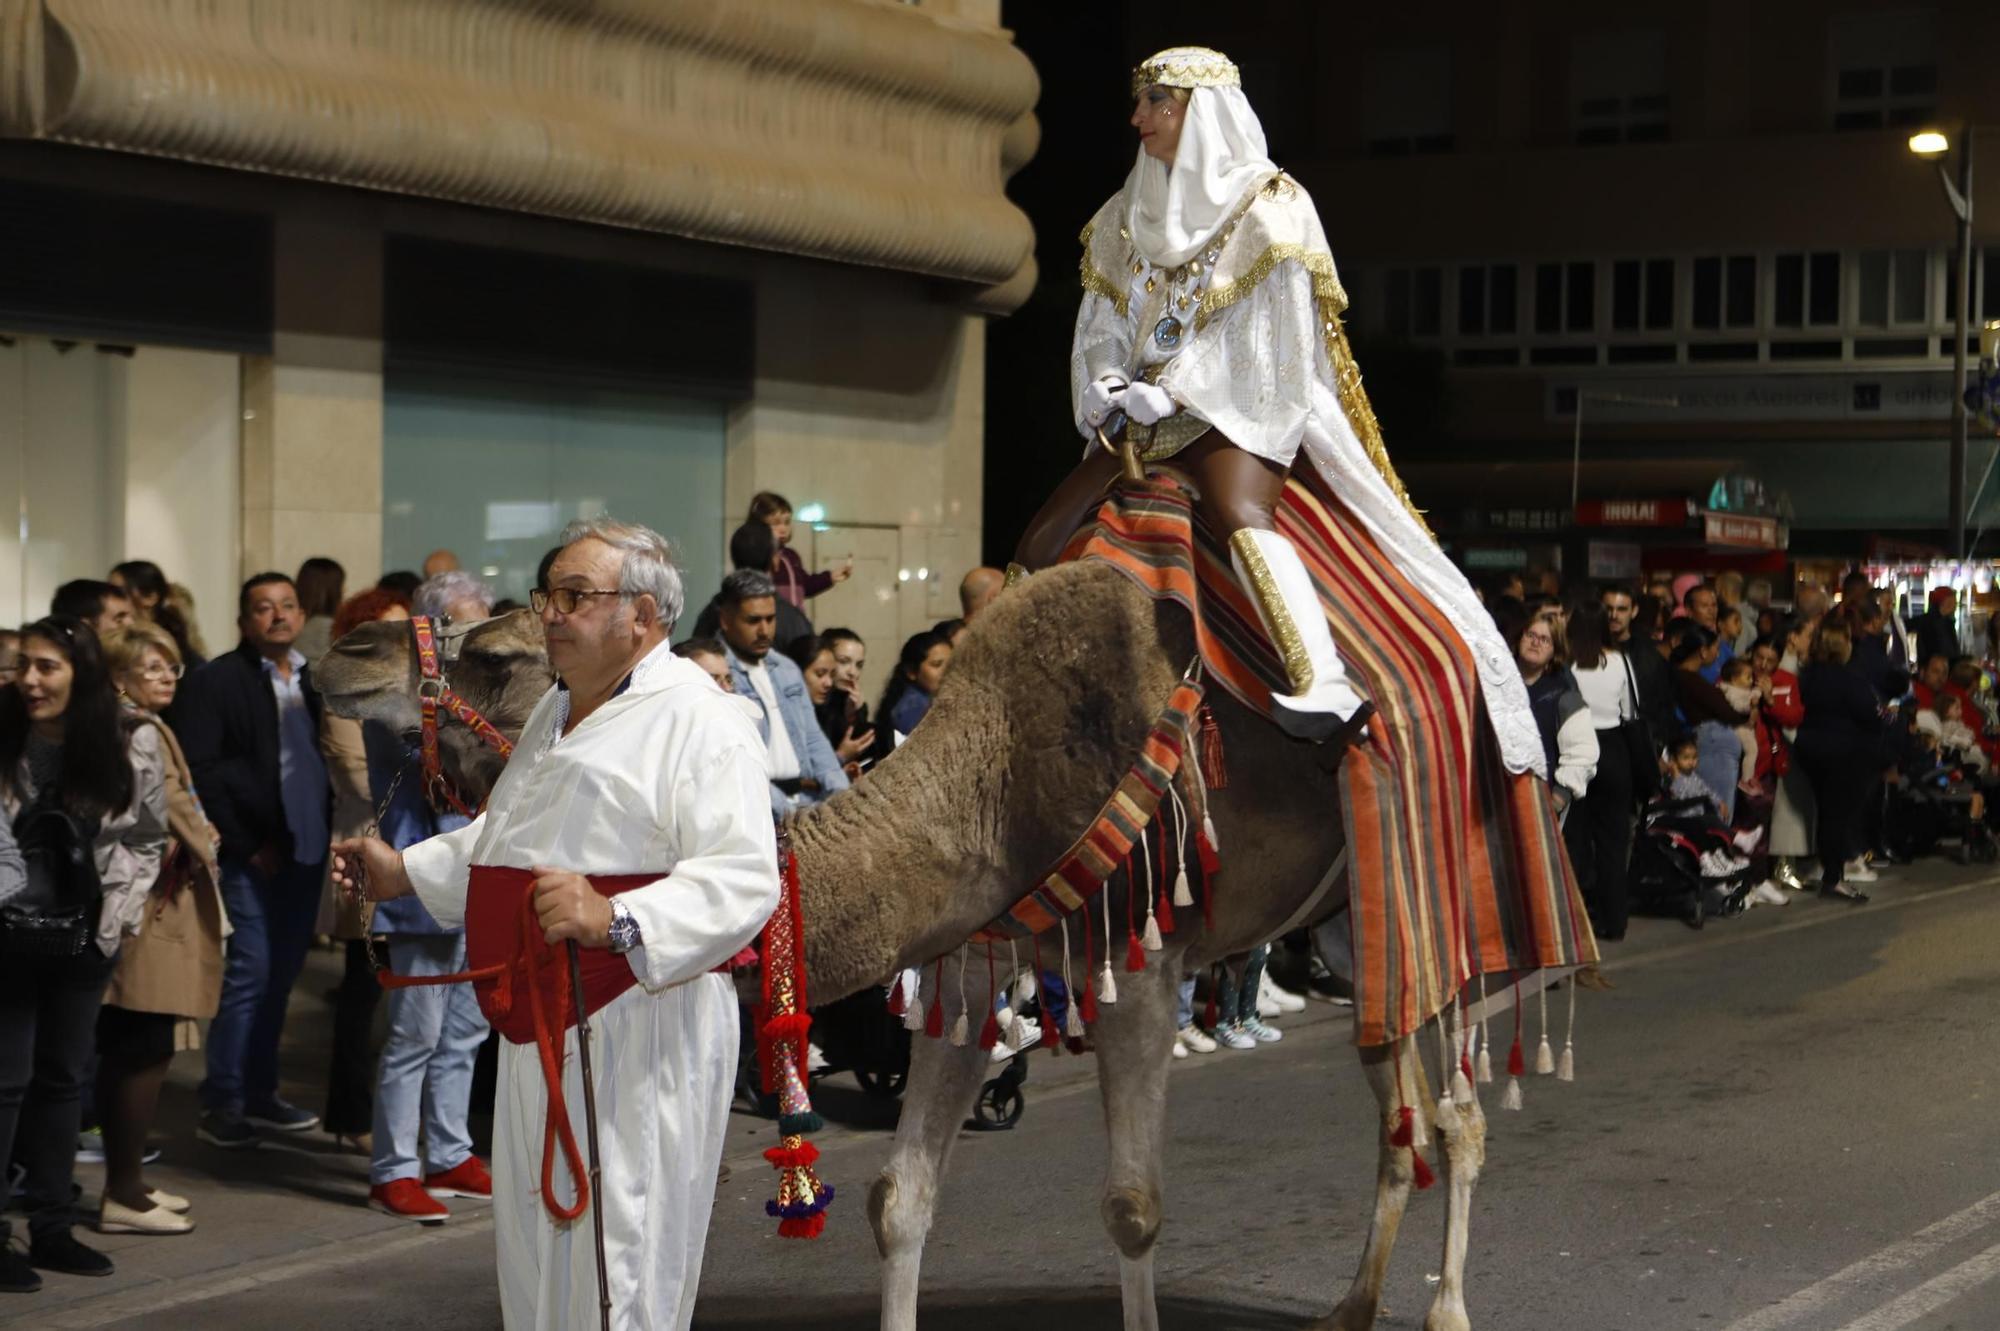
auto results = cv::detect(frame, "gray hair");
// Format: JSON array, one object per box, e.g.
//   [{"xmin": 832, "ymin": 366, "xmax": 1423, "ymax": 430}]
[
  {"xmin": 559, "ymin": 516, "xmax": 686, "ymax": 632},
  {"xmin": 719, "ymin": 568, "xmax": 775, "ymax": 610},
  {"xmin": 413, "ymin": 570, "xmax": 495, "ymax": 621}
]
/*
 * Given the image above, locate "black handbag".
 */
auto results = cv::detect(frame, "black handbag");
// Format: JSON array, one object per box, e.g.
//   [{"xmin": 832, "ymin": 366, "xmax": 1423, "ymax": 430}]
[
  {"xmin": 0, "ymin": 792, "xmax": 103, "ymax": 958},
  {"xmin": 1615, "ymin": 653, "xmax": 1660, "ymax": 801}
]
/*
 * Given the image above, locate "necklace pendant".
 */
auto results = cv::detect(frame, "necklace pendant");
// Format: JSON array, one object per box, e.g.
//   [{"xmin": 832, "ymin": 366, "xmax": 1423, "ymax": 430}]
[{"xmin": 1152, "ymin": 315, "xmax": 1184, "ymax": 351}]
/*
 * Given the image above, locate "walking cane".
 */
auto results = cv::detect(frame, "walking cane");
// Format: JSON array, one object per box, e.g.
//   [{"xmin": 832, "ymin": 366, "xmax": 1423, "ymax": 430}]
[{"xmin": 566, "ymin": 941, "xmax": 614, "ymax": 1331}]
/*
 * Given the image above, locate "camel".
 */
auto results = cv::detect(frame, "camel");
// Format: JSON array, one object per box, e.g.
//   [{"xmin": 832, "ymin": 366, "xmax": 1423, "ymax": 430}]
[{"xmin": 314, "ymin": 569, "xmax": 1501, "ymax": 1331}]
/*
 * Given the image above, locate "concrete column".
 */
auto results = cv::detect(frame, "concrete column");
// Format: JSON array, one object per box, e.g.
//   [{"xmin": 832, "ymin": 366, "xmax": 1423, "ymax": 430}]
[{"xmin": 241, "ymin": 218, "xmax": 384, "ymax": 590}]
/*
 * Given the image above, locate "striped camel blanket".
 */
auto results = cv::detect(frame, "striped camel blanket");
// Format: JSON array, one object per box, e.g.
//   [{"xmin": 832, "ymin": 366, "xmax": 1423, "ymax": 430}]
[{"xmin": 1059, "ymin": 471, "xmax": 1596, "ymax": 1047}]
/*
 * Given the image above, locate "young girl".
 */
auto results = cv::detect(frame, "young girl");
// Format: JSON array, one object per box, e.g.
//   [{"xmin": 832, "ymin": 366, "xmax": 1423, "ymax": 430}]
[
  {"xmin": 750, "ymin": 492, "xmax": 852, "ymax": 610},
  {"xmin": 1718, "ymin": 658, "xmax": 1765, "ymax": 791}
]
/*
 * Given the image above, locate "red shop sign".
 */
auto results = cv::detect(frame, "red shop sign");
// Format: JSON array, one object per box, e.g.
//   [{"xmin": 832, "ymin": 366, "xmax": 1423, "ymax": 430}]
[{"xmin": 1572, "ymin": 498, "xmax": 1694, "ymax": 528}]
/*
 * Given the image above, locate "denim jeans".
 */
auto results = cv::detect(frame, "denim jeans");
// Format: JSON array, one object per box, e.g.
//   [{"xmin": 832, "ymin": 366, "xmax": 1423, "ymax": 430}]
[
  {"xmin": 1175, "ymin": 976, "xmax": 1196, "ymax": 1029},
  {"xmin": 0, "ymin": 946, "xmax": 116, "ymax": 1239},
  {"xmin": 202, "ymin": 855, "xmax": 324, "ymax": 1114},
  {"xmin": 370, "ymin": 934, "xmax": 488, "ymax": 1183},
  {"xmin": 1214, "ymin": 944, "xmax": 1268, "ymax": 1026}
]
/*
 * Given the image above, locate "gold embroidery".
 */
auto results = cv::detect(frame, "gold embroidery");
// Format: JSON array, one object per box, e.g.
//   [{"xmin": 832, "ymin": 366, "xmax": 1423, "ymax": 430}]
[
  {"xmin": 1131, "ymin": 46, "xmax": 1240, "ymax": 97},
  {"xmin": 1328, "ymin": 323, "xmax": 1433, "ymax": 538},
  {"xmin": 1229, "ymin": 529, "xmax": 1314, "ymax": 692},
  {"xmin": 1193, "ymin": 242, "xmax": 1349, "ymax": 331},
  {"xmin": 1077, "ymin": 220, "xmax": 1130, "ymax": 317}
]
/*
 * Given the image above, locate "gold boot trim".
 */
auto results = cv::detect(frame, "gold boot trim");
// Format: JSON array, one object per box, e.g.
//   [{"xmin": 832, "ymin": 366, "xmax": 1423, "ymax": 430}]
[
  {"xmin": 1004, "ymin": 562, "xmax": 1031, "ymax": 589},
  {"xmin": 1228, "ymin": 530, "xmax": 1313, "ymax": 694}
]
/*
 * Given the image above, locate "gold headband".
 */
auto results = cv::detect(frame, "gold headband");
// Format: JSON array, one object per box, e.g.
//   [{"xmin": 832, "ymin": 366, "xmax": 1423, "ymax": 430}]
[{"xmin": 1131, "ymin": 46, "xmax": 1240, "ymax": 98}]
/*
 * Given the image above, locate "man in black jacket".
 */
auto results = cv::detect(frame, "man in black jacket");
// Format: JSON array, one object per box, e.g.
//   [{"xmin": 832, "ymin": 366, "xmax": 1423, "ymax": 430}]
[
  {"xmin": 167, "ymin": 573, "xmax": 330, "ymax": 1148},
  {"xmin": 1602, "ymin": 582, "xmax": 1676, "ymax": 751}
]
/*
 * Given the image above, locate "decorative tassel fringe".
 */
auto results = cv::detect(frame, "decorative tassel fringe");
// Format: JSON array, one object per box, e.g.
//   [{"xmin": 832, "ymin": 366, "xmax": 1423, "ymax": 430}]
[
  {"xmin": 903, "ymin": 992, "xmax": 926, "ymax": 1032},
  {"xmin": 1501, "ymin": 1076, "xmax": 1523, "ymax": 1112},
  {"xmin": 1507, "ymin": 1039, "xmax": 1525, "ymax": 1078},
  {"xmin": 1078, "ymin": 979, "xmax": 1099, "ymax": 1025},
  {"xmin": 1143, "ymin": 912, "xmax": 1163, "ymax": 951},
  {"xmin": 756, "ymin": 844, "xmax": 831, "ymax": 1238},
  {"xmin": 1043, "ymin": 1009, "xmax": 1063, "ymax": 1047},
  {"xmin": 1436, "ymin": 1092, "xmax": 1461, "ymax": 1135},
  {"xmin": 1558, "ymin": 1045, "xmax": 1575, "ymax": 1082},
  {"xmin": 885, "ymin": 980, "xmax": 906, "ymax": 1017},
  {"xmin": 1097, "ymin": 963, "xmax": 1119, "ymax": 1004},
  {"xmin": 1409, "ymin": 1100, "xmax": 1429, "ymax": 1149},
  {"xmin": 924, "ymin": 976, "xmax": 943, "ymax": 1039},
  {"xmin": 1199, "ymin": 704, "xmax": 1228, "ymax": 789},
  {"xmin": 1452, "ymin": 1066, "xmax": 1475, "ymax": 1109},
  {"xmin": 1199, "ymin": 817, "xmax": 1222, "ymax": 863},
  {"xmin": 1389, "ymin": 1105, "xmax": 1414, "ymax": 1148},
  {"xmin": 1535, "ymin": 1035, "xmax": 1555, "ymax": 1076},
  {"xmin": 1125, "ymin": 931, "xmax": 1146, "ymax": 972},
  {"xmin": 1410, "ymin": 1149, "xmax": 1435, "ymax": 1190},
  {"xmin": 978, "ymin": 1010, "xmax": 1000, "ymax": 1051},
  {"xmin": 1066, "ymin": 994, "xmax": 1087, "ymax": 1037},
  {"xmin": 949, "ymin": 1010, "xmax": 968, "ymax": 1047},
  {"xmin": 1476, "ymin": 1044, "xmax": 1493, "ymax": 1084},
  {"xmin": 1558, "ymin": 970, "xmax": 1578, "ymax": 1082},
  {"xmin": 1172, "ymin": 867, "xmax": 1193, "ymax": 909}
]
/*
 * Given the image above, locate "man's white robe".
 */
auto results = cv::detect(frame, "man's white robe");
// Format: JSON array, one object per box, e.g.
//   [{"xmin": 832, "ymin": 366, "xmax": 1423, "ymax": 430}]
[{"xmin": 402, "ymin": 644, "xmax": 778, "ymax": 1331}]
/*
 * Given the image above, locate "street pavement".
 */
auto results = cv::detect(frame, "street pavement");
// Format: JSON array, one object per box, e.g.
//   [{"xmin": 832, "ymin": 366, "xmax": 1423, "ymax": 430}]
[{"xmin": 11, "ymin": 856, "xmax": 2000, "ymax": 1330}]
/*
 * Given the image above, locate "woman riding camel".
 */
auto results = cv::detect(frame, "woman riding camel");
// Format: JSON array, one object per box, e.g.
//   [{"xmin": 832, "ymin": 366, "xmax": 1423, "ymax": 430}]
[{"xmin": 1011, "ymin": 47, "xmax": 1539, "ymax": 773}]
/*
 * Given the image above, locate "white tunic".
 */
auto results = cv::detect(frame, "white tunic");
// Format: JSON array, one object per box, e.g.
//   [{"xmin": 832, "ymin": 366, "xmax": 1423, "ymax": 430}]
[
  {"xmin": 1071, "ymin": 176, "xmax": 1546, "ymax": 777},
  {"xmin": 402, "ymin": 643, "xmax": 778, "ymax": 1331}
]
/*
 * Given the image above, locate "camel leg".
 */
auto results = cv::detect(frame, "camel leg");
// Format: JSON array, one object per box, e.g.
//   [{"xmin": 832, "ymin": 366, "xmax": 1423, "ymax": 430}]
[
  {"xmin": 869, "ymin": 966, "xmax": 994, "ymax": 1331},
  {"xmin": 1425, "ymin": 1067, "xmax": 1486, "ymax": 1331},
  {"xmin": 1315, "ymin": 1034, "xmax": 1427, "ymax": 1331},
  {"xmin": 1088, "ymin": 957, "xmax": 1181, "ymax": 1331}
]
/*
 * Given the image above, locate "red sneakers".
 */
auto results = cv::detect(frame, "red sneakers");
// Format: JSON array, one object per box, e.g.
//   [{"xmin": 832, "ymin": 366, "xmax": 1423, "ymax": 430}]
[
  {"xmin": 369, "ymin": 1177, "xmax": 449, "ymax": 1225},
  {"xmin": 424, "ymin": 1156, "xmax": 493, "ymax": 1200}
]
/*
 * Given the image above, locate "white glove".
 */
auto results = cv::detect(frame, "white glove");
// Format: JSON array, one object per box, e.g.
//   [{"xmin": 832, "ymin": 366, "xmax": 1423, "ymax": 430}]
[
  {"xmin": 1081, "ymin": 375, "xmax": 1125, "ymax": 429},
  {"xmin": 1120, "ymin": 380, "xmax": 1177, "ymax": 426}
]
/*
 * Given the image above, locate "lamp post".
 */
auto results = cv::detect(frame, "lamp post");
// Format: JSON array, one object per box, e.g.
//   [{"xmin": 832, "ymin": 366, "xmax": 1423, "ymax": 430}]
[{"xmin": 1910, "ymin": 126, "xmax": 1973, "ymax": 558}]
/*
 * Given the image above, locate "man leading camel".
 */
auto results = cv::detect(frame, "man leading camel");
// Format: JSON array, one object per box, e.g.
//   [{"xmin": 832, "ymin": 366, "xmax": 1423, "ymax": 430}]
[{"xmin": 332, "ymin": 517, "xmax": 778, "ymax": 1331}]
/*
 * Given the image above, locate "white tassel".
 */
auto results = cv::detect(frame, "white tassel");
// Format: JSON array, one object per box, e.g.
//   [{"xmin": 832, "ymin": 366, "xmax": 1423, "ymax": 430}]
[
  {"xmin": 1535, "ymin": 984, "xmax": 1555, "ymax": 1074},
  {"xmin": 1501, "ymin": 1076, "xmax": 1523, "ymax": 1112},
  {"xmin": 1203, "ymin": 812, "xmax": 1220, "ymax": 853},
  {"xmin": 902, "ymin": 994, "xmax": 925, "ymax": 1032},
  {"xmin": 1558, "ymin": 977, "xmax": 1577, "ymax": 1081},
  {"xmin": 1142, "ymin": 912, "xmax": 1163, "ymax": 951},
  {"xmin": 1409, "ymin": 1097, "xmax": 1428, "ymax": 1149},
  {"xmin": 1436, "ymin": 1092, "xmax": 1460, "ymax": 1135},
  {"xmin": 1452, "ymin": 1066, "xmax": 1476, "ymax": 1108},
  {"xmin": 1096, "ymin": 963, "xmax": 1118, "ymax": 1005},
  {"xmin": 1064, "ymin": 997, "xmax": 1085, "ymax": 1038},
  {"xmin": 1170, "ymin": 787, "xmax": 1195, "ymax": 907},
  {"xmin": 1476, "ymin": 1043, "xmax": 1493, "ymax": 1084},
  {"xmin": 1173, "ymin": 866, "xmax": 1193, "ymax": 908},
  {"xmin": 1476, "ymin": 975, "xmax": 1494, "ymax": 1082},
  {"xmin": 949, "ymin": 1011, "xmax": 969, "ymax": 1047}
]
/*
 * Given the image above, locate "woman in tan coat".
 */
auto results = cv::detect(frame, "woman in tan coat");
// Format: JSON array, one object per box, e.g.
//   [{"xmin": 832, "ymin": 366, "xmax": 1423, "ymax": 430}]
[{"xmin": 96, "ymin": 623, "xmax": 224, "ymax": 1236}]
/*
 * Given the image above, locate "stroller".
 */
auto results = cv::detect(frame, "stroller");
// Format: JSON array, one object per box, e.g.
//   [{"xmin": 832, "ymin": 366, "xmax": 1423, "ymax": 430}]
[
  {"xmin": 806, "ymin": 974, "xmax": 1040, "ymax": 1131},
  {"xmin": 1630, "ymin": 794, "xmax": 1757, "ymax": 927}
]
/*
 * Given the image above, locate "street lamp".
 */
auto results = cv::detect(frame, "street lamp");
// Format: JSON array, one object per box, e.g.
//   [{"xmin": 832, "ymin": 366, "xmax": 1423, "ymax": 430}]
[{"xmin": 1910, "ymin": 125, "xmax": 1974, "ymax": 557}]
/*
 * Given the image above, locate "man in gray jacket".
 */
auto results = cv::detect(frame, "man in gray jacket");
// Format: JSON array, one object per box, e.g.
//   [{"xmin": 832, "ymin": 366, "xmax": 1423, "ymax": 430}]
[{"xmin": 715, "ymin": 570, "xmax": 848, "ymax": 819}]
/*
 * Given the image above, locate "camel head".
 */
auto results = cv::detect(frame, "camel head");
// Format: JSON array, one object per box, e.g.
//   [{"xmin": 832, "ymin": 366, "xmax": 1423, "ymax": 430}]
[{"xmin": 314, "ymin": 610, "xmax": 552, "ymax": 801}]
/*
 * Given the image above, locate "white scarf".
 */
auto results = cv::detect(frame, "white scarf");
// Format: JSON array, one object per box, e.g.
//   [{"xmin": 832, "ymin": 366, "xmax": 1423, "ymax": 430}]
[{"xmin": 1123, "ymin": 85, "xmax": 1278, "ymax": 269}]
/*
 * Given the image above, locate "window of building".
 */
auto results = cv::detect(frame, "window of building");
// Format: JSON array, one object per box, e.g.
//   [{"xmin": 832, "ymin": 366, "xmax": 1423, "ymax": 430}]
[
  {"xmin": 1572, "ymin": 31, "xmax": 1669, "ymax": 144},
  {"xmin": 1364, "ymin": 48, "xmax": 1453, "ymax": 156},
  {"xmin": 1773, "ymin": 251, "xmax": 1841, "ymax": 327},
  {"xmin": 1829, "ymin": 11, "xmax": 1937, "ymax": 131},
  {"xmin": 1857, "ymin": 249, "xmax": 1929, "ymax": 325},
  {"xmin": 1384, "ymin": 266, "xmax": 1444, "ymax": 338},
  {"xmin": 1533, "ymin": 261, "xmax": 1596, "ymax": 334},
  {"xmin": 1691, "ymin": 255, "xmax": 1756, "ymax": 329},
  {"xmin": 1611, "ymin": 258, "xmax": 1675, "ymax": 331},
  {"xmin": 1457, "ymin": 264, "xmax": 1518, "ymax": 336}
]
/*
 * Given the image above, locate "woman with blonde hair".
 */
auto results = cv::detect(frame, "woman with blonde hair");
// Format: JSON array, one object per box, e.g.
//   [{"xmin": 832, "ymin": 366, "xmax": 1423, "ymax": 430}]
[{"xmin": 94, "ymin": 622, "xmax": 225, "ymax": 1235}]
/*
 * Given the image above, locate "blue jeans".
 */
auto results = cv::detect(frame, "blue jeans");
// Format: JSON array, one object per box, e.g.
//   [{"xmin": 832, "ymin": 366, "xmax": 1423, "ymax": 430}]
[
  {"xmin": 202, "ymin": 856, "xmax": 324, "ymax": 1114},
  {"xmin": 1695, "ymin": 721, "xmax": 1744, "ymax": 824},
  {"xmin": 1176, "ymin": 976, "xmax": 1196, "ymax": 1029},
  {"xmin": 370, "ymin": 934, "xmax": 488, "ymax": 1184}
]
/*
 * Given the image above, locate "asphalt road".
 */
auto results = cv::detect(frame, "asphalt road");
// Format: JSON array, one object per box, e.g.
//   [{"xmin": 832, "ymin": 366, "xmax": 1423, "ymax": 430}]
[{"xmin": 13, "ymin": 858, "xmax": 2000, "ymax": 1331}]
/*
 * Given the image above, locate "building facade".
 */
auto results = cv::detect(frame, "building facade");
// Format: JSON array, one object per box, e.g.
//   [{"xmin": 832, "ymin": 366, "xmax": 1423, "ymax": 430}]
[
  {"xmin": 0, "ymin": 0, "xmax": 1037, "ymax": 654},
  {"xmin": 1128, "ymin": 0, "xmax": 2000, "ymax": 575}
]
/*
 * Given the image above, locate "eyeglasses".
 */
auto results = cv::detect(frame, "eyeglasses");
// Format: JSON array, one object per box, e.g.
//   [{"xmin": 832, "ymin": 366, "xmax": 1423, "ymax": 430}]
[
  {"xmin": 1522, "ymin": 631, "xmax": 1554, "ymax": 646},
  {"xmin": 140, "ymin": 662, "xmax": 185, "ymax": 680},
  {"xmin": 529, "ymin": 587, "xmax": 623, "ymax": 615}
]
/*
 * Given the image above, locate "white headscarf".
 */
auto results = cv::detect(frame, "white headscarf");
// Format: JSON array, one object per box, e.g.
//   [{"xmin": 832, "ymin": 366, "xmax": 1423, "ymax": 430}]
[{"xmin": 1123, "ymin": 85, "xmax": 1277, "ymax": 270}]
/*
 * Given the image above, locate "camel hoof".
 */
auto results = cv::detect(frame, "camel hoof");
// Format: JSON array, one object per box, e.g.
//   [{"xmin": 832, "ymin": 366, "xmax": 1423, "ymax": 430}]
[
  {"xmin": 1100, "ymin": 1186, "xmax": 1161, "ymax": 1260},
  {"xmin": 1423, "ymin": 1305, "xmax": 1471, "ymax": 1331},
  {"xmin": 1309, "ymin": 1297, "xmax": 1379, "ymax": 1331}
]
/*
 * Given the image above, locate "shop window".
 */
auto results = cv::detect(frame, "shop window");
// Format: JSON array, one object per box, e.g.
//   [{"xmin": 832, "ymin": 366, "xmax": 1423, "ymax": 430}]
[
  {"xmin": 1611, "ymin": 257, "xmax": 1675, "ymax": 331},
  {"xmin": 1691, "ymin": 255, "xmax": 1756, "ymax": 329}
]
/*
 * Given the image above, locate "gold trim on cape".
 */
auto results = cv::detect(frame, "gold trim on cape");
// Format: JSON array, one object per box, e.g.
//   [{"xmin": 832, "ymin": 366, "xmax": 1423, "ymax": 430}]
[{"xmin": 1229, "ymin": 529, "xmax": 1314, "ymax": 692}]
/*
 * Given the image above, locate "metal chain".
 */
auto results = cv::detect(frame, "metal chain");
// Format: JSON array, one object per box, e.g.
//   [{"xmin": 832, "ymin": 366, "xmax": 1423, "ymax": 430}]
[{"xmin": 345, "ymin": 756, "xmax": 415, "ymax": 974}]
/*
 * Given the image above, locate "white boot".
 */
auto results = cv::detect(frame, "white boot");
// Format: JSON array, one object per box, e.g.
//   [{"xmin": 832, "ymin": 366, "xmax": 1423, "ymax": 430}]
[{"xmin": 1228, "ymin": 528, "xmax": 1369, "ymax": 740}]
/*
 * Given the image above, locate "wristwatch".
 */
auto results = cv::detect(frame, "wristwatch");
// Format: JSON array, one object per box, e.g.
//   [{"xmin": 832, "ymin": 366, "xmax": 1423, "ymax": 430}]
[{"xmin": 607, "ymin": 898, "xmax": 643, "ymax": 954}]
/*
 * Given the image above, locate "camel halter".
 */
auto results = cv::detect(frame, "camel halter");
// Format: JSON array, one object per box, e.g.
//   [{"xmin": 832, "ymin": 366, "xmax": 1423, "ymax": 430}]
[{"xmin": 410, "ymin": 614, "xmax": 516, "ymax": 818}]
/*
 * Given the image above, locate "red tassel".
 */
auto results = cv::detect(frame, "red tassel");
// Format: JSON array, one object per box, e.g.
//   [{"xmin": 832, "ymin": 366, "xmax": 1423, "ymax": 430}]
[
  {"xmin": 1203, "ymin": 971, "xmax": 1218, "ymax": 1030},
  {"xmin": 1040, "ymin": 1013, "xmax": 1060, "ymax": 1048},
  {"xmin": 1156, "ymin": 829, "xmax": 1175, "ymax": 933},
  {"xmin": 924, "ymin": 960, "xmax": 945, "ymax": 1038},
  {"xmin": 763, "ymin": 1141, "xmax": 821, "ymax": 1169},
  {"xmin": 978, "ymin": 1010, "xmax": 1001, "ymax": 1050},
  {"xmin": 1079, "ymin": 981, "xmax": 1099, "ymax": 1024},
  {"xmin": 1125, "ymin": 931, "xmax": 1146, "ymax": 972},
  {"xmin": 1196, "ymin": 827, "xmax": 1221, "ymax": 875},
  {"xmin": 1199, "ymin": 706, "xmax": 1227, "ymax": 789},
  {"xmin": 778, "ymin": 1213, "xmax": 826, "ymax": 1239},
  {"xmin": 1460, "ymin": 1053, "xmax": 1474, "ymax": 1084},
  {"xmin": 1389, "ymin": 1105, "xmax": 1414, "ymax": 1148},
  {"xmin": 885, "ymin": 980, "xmax": 906, "ymax": 1017},
  {"xmin": 1410, "ymin": 1150, "xmax": 1436, "ymax": 1190},
  {"xmin": 1507, "ymin": 1039, "xmax": 1525, "ymax": 1078}
]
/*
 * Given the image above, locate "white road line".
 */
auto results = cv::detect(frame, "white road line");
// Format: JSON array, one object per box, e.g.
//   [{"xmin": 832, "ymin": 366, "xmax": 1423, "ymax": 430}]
[
  {"xmin": 1827, "ymin": 1238, "xmax": 2000, "ymax": 1331},
  {"xmin": 1720, "ymin": 1190, "xmax": 2000, "ymax": 1331}
]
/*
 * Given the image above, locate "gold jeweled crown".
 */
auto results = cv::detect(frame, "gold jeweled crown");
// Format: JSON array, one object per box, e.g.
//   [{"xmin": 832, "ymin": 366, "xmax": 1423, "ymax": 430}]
[{"xmin": 1130, "ymin": 46, "xmax": 1241, "ymax": 97}]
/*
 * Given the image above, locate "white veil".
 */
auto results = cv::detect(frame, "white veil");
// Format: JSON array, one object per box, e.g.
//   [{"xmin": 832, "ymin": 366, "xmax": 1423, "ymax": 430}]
[{"xmin": 1123, "ymin": 85, "xmax": 1277, "ymax": 270}]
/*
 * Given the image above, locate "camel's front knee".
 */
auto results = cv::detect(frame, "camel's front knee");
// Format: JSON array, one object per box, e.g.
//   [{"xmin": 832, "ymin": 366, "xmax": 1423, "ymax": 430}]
[
  {"xmin": 1101, "ymin": 1185, "xmax": 1163, "ymax": 1260},
  {"xmin": 869, "ymin": 1170, "xmax": 932, "ymax": 1259},
  {"xmin": 1438, "ymin": 1101, "xmax": 1487, "ymax": 1178}
]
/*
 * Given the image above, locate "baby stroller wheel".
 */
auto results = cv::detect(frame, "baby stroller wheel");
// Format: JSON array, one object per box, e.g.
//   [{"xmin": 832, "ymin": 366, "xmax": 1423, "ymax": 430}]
[
  {"xmin": 972, "ymin": 1080, "xmax": 1024, "ymax": 1131},
  {"xmin": 856, "ymin": 1065, "xmax": 908, "ymax": 1099}
]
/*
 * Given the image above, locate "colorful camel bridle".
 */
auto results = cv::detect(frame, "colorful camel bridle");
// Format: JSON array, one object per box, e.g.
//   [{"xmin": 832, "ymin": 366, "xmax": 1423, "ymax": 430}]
[{"xmin": 410, "ymin": 614, "xmax": 516, "ymax": 818}]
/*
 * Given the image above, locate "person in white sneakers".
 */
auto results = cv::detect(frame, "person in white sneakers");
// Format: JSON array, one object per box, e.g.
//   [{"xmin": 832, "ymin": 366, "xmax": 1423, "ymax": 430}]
[
  {"xmin": 1212, "ymin": 945, "xmax": 1283, "ymax": 1049},
  {"xmin": 1172, "ymin": 974, "xmax": 1215, "ymax": 1057}
]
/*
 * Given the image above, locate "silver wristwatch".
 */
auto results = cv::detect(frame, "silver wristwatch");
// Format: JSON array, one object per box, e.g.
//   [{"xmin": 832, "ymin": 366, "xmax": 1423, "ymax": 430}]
[{"xmin": 607, "ymin": 898, "xmax": 642, "ymax": 954}]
